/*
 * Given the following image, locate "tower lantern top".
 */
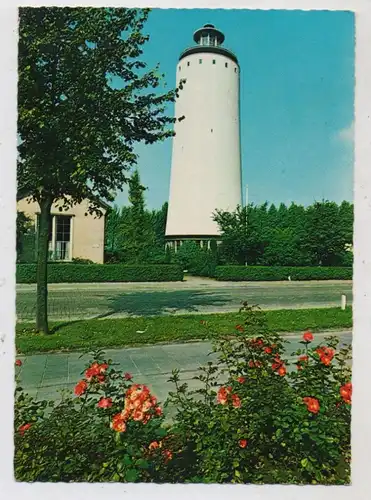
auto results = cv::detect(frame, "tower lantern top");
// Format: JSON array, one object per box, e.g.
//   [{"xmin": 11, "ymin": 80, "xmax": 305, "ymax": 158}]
[
  {"xmin": 193, "ymin": 24, "xmax": 225, "ymax": 47},
  {"xmin": 179, "ymin": 23, "xmax": 238, "ymax": 65}
]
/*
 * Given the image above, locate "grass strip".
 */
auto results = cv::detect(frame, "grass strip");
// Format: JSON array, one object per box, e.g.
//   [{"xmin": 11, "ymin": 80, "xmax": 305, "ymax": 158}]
[{"xmin": 16, "ymin": 307, "xmax": 352, "ymax": 355}]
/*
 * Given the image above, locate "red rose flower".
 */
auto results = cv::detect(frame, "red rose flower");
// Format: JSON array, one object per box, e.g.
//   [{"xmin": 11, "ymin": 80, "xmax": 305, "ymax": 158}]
[
  {"xmin": 74, "ymin": 380, "xmax": 87, "ymax": 397},
  {"xmin": 236, "ymin": 324, "xmax": 244, "ymax": 332},
  {"xmin": 340, "ymin": 382, "xmax": 352, "ymax": 404},
  {"xmin": 277, "ymin": 365, "xmax": 286, "ymax": 376},
  {"xmin": 264, "ymin": 347, "xmax": 272, "ymax": 354},
  {"xmin": 272, "ymin": 355, "xmax": 283, "ymax": 371},
  {"xmin": 239, "ymin": 439, "xmax": 248, "ymax": 448},
  {"xmin": 15, "ymin": 359, "xmax": 22, "ymax": 367},
  {"xmin": 231, "ymin": 394, "xmax": 241, "ymax": 408},
  {"xmin": 237, "ymin": 376, "xmax": 246, "ymax": 384},
  {"xmin": 124, "ymin": 372, "xmax": 133, "ymax": 380},
  {"xmin": 18, "ymin": 423, "xmax": 32, "ymax": 436},
  {"xmin": 149, "ymin": 441, "xmax": 160, "ymax": 450},
  {"xmin": 162, "ymin": 449, "xmax": 173, "ymax": 463},
  {"xmin": 111, "ymin": 412, "xmax": 127, "ymax": 432},
  {"xmin": 316, "ymin": 346, "xmax": 335, "ymax": 366},
  {"xmin": 97, "ymin": 397, "xmax": 112, "ymax": 409},
  {"xmin": 303, "ymin": 397, "xmax": 320, "ymax": 414},
  {"xmin": 303, "ymin": 331, "xmax": 314, "ymax": 342},
  {"xmin": 217, "ymin": 386, "xmax": 232, "ymax": 405},
  {"xmin": 155, "ymin": 406, "xmax": 163, "ymax": 416}
]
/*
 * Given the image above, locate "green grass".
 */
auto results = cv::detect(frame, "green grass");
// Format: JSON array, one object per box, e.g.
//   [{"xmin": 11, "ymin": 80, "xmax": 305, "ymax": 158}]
[{"xmin": 16, "ymin": 307, "xmax": 352, "ymax": 355}]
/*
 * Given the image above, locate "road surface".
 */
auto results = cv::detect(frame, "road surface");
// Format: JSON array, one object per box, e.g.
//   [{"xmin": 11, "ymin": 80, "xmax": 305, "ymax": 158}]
[{"xmin": 16, "ymin": 277, "xmax": 352, "ymax": 321}]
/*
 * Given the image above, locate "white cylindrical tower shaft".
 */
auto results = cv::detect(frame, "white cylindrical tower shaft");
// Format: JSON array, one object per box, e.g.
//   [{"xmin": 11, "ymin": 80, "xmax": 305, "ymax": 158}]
[{"xmin": 165, "ymin": 24, "xmax": 242, "ymax": 242}]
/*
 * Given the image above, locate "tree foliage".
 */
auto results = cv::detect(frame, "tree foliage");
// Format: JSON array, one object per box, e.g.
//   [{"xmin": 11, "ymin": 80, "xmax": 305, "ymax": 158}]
[{"xmin": 214, "ymin": 201, "xmax": 353, "ymax": 267}]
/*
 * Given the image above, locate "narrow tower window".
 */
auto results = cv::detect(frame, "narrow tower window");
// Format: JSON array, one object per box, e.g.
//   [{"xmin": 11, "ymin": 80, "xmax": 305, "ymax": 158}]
[
  {"xmin": 234, "ymin": 67, "xmax": 237, "ymax": 73},
  {"xmin": 225, "ymin": 62, "xmax": 228, "ymax": 68},
  {"xmin": 212, "ymin": 59, "xmax": 216, "ymax": 65},
  {"xmin": 179, "ymin": 65, "xmax": 181, "ymax": 71},
  {"xmin": 187, "ymin": 61, "xmax": 190, "ymax": 66},
  {"xmin": 199, "ymin": 59, "xmax": 202, "ymax": 64}
]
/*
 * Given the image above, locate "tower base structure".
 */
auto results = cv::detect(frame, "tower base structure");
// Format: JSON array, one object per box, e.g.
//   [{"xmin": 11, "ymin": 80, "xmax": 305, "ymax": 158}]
[{"xmin": 165, "ymin": 235, "xmax": 221, "ymax": 252}]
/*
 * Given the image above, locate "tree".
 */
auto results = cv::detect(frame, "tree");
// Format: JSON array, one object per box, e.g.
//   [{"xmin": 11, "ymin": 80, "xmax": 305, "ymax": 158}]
[
  {"xmin": 119, "ymin": 170, "xmax": 155, "ymax": 263},
  {"xmin": 303, "ymin": 201, "xmax": 347, "ymax": 266},
  {"xmin": 150, "ymin": 202, "xmax": 168, "ymax": 248},
  {"xmin": 261, "ymin": 227, "xmax": 306, "ymax": 266},
  {"xmin": 18, "ymin": 7, "xmax": 183, "ymax": 332},
  {"xmin": 213, "ymin": 205, "xmax": 267, "ymax": 265}
]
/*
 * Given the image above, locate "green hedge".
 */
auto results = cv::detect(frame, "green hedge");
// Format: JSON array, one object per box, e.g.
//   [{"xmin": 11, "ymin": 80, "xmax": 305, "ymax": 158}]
[
  {"xmin": 214, "ymin": 266, "xmax": 353, "ymax": 281},
  {"xmin": 16, "ymin": 264, "xmax": 183, "ymax": 284}
]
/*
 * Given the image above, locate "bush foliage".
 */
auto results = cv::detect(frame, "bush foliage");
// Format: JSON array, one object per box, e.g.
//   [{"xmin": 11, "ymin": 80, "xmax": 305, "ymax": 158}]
[
  {"xmin": 14, "ymin": 306, "xmax": 351, "ymax": 484},
  {"xmin": 16, "ymin": 264, "xmax": 183, "ymax": 283},
  {"xmin": 215, "ymin": 266, "xmax": 353, "ymax": 282},
  {"xmin": 173, "ymin": 241, "xmax": 217, "ymax": 277}
]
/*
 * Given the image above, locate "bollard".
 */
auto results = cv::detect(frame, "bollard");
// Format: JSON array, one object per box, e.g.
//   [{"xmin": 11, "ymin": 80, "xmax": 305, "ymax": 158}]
[{"xmin": 341, "ymin": 294, "xmax": 347, "ymax": 310}]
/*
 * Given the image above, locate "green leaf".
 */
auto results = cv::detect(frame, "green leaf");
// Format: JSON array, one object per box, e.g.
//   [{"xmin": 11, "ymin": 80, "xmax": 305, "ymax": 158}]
[
  {"xmin": 125, "ymin": 469, "xmax": 139, "ymax": 482},
  {"xmin": 122, "ymin": 454, "xmax": 132, "ymax": 466},
  {"xmin": 301, "ymin": 458, "xmax": 308, "ymax": 468},
  {"xmin": 136, "ymin": 459, "xmax": 149, "ymax": 469}
]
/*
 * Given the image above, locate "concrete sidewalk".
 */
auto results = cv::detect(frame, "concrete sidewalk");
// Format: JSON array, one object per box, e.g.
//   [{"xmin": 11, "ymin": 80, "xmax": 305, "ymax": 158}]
[{"xmin": 15, "ymin": 330, "xmax": 352, "ymax": 404}]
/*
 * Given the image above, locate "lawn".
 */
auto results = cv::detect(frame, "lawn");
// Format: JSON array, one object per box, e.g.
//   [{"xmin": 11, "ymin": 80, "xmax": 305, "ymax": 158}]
[{"xmin": 16, "ymin": 307, "xmax": 352, "ymax": 354}]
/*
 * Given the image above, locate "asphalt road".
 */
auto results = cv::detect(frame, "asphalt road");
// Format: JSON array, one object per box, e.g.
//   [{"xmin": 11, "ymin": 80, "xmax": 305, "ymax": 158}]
[{"xmin": 16, "ymin": 277, "xmax": 353, "ymax": 321}]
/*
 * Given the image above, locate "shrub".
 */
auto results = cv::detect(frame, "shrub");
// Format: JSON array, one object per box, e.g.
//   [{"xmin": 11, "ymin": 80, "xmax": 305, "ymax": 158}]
[
  {"xmin": 14, "ymin": 306, "xmax": 351, "ymax": 484},
  {"xmin": 173, "ymin": 241, "xmax": 217, "ymax": 277},
  {"xmin": 14, "ymin": 351, "xmax": 171, "ymax": 482},
  {"xmin": 71, "ymin": 257, "xmax": 94, "ymax": 264},
  {"xmin": 16, "ymin": 264, "xmax": 183, "ymax": 283},
  {"xmin": 215, "ymin": 266, "xmax": 353, "ymax": 281}
]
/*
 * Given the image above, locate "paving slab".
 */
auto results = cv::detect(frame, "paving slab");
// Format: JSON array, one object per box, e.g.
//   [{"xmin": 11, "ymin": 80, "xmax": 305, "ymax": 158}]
[{"xmin": 15, "ymin": 331, "xmax": 352, "ymax": 405}]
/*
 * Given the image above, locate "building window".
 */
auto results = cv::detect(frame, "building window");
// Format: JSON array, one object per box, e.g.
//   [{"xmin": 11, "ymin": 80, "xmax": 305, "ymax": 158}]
[
  {"xmin": 41, "ymin": 214, "xmax": 72, "ymax": 261},
  {"xmin": 55, "ymin": 215, "xmax": 71, "ymax": 260},
  {"xmin": 199, "ymin": 58, "xmax": 202, "ymax": 64},
  {"xmin": 179, "ymin": 65, "xmax": 181, "ymax": 71},
  {"xmin": 225, "ymin": 62, "xmax": 228, "ymax": 68},
  {"xmin": 234, "ymin": 67, "xmax": 237, "ymax": 73},
  {"xmin": 212, "ymin": 59, "xmax": 216, "ymax": 64},
  {"xmin": 187, "ymin": 61, "xmax": 190, "ymax": 66}
]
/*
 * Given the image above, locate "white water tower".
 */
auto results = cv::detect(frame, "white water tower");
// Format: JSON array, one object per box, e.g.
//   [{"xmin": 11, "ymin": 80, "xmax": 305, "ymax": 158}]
[{"xmin": 165, "ymin": 24, "xmax": 243, "ymax": 250}]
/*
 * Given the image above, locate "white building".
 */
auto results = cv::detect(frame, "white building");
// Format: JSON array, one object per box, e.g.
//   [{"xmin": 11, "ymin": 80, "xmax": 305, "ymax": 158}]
[{"xmin": 165, "ymin": 24, "xmax": 243, "ymax": 251}]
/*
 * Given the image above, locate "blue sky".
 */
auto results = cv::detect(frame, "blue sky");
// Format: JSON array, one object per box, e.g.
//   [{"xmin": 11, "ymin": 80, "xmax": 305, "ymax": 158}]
[{"xmin": 114, "ymin": 9, "xmax": 354, "ymax": 210}]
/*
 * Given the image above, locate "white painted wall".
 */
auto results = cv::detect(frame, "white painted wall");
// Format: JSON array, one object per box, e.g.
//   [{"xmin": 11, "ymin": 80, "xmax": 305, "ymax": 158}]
[{"xmin": 166, "ymin": 50, "xmax": 242, "ymax": 238}]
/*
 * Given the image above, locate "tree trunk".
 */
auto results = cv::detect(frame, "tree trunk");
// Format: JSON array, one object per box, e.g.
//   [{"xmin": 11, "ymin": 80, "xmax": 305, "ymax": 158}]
[{"xmin": 36, "ymin": 196, "xmax": 53, "ymax": 333}]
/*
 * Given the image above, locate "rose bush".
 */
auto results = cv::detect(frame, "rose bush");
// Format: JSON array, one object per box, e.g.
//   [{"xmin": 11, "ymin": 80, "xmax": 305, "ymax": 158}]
[{"xmin": 14, "ymin": 305, "xmax": 351, "ymax": 484}]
